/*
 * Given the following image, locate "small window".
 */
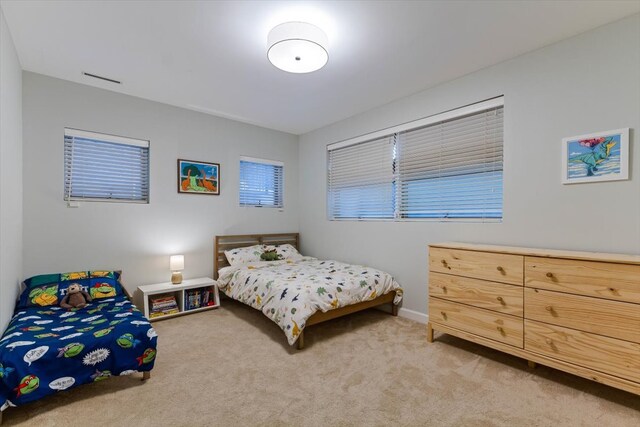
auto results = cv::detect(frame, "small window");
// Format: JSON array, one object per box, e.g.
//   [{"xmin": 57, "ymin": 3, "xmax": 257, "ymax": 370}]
[
  {"xmin": 239, "ymin": 157, "xmax": 284, "ymax": 208},
  {"xmin": 64, "ymin": 128, "xmax": 150, "ymax": 203}
]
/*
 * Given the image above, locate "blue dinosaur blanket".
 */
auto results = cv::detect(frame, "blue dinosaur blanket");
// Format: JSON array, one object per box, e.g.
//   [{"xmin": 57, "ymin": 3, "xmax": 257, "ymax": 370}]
[{"xmin": 0, "ymin": 296, "xmax": 157, "ymax": 410}]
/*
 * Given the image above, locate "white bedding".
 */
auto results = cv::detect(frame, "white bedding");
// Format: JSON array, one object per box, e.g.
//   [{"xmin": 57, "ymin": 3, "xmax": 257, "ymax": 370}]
[{"xmin": 217, "ymin": 257, "xmax": 403, "ymax": 345}]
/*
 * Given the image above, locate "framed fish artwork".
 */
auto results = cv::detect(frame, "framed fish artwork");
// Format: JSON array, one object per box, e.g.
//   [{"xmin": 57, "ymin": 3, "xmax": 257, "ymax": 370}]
[
  {"xmin": 561, "ymin": 128, "xmax": 629, "ymax": 184},
  {"xmin": 177, "ymin": 159, "xmax": 220, "ymax": 195}
]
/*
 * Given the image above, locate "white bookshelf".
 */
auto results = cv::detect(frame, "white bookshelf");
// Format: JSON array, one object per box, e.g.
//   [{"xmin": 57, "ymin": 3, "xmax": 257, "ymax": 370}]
[{"xmin": 138, "ymin": 277, "xmax": 220, "ymax": 321}]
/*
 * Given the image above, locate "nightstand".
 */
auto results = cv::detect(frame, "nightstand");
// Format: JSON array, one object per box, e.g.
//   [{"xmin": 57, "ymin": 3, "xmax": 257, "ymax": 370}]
[{"xmin": 138, "ymin": 277, "xmax": 220, "ymax": 321}]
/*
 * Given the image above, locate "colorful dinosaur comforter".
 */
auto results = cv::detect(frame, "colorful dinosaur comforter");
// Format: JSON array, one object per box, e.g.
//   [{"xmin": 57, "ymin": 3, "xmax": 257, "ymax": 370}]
[
  {"xmin": 217, "ymin": 257, "xmax": 403, "ymax": 345},
  {"xmin": 0, "ymin": 296, "xmax": 157, "ymax": 410}
]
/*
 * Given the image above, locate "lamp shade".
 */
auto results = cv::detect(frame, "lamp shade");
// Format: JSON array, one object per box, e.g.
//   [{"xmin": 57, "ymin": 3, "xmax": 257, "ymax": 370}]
[
  {"xmin": 170, "ymin": 255, "xmax": 184, "ymax": 271},
  {"xmin": 267, "ymin": 22, "xmax": 328, "ymax": 73}
]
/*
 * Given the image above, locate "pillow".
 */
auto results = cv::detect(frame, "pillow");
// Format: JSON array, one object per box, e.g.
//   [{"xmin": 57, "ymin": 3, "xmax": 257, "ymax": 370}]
[
  {"xmin": 60, "ymin": 271, "xmax": 89, "ymax": 281},
  {"xmin": 267, "ymin": 244, "xmax": 303, "ymax": 261},
  {"xmin": 19, "ymin": 274, "xmax": 61, "ymax": 308},
  {"xmin": 224, "ymin": 244, "xmax": 303, "ymax": 266},
  {"xmin": 60, "ymin": 270, "xmax": 123, "ymax": 301},
  {"xmin": 87, "ymin": 270, "xmax": 121, "ymax": 299},
  {"xmin": 224, "ymin": 245, "xmax": 265, "ymax": 265},
  {"xmin": 18, "ymin": 270, "xmax": 124, "ymax": 308}
]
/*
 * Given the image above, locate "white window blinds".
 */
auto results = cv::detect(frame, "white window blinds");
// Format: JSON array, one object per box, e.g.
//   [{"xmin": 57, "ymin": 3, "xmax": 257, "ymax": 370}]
[
  {"xmin": 397, "ymin": 107, "xmax": 503, "ymax": 218},
  {"xmin": 327, "ymin": 135, "xmax": 396, "ymax": 219},
  {"xmin": 327, "ymin": 97, "xmax": 503, "ymax": 221},
  {"xmin": 64, "ymin": 128, "xmax": 150, "ymax": 203},
  {"xmin": 239, "ymin": 157, "xmax": 284, "ymax": 208}
]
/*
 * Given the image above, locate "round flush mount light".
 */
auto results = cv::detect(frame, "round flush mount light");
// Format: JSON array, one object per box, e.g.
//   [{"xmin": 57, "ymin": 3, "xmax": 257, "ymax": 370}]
[{"xmin": 267, "ymin": 22, "xmax": 328, "ymax": 73}]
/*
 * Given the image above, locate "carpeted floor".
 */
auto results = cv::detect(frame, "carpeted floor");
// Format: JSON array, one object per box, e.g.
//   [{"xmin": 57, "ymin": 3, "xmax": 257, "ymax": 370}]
[{"xmin": 3, "ymin": 299, "xmax": 640, "ymax": 426}]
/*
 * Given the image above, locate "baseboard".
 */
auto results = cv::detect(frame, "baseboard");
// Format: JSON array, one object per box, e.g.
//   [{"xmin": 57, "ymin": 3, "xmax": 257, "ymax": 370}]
[{"xmin": 398, "ymin": 307, "xmax": 429, "ymax": 324}]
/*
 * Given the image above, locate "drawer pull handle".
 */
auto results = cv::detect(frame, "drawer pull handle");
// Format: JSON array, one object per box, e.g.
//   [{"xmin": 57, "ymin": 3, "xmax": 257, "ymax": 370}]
[
  {"xmin": 497, "ymin": 326, "xmax": 505, "ymax": 335},
  {"xmin": 546, "ymin": 272, "xmax": 554, "ymax": 278},
  {"xmin": 608, "ymin": 287, "xmax": 617, "ymax": 293},
  {"xmin": 496, "ymin": 266, "xmax": 504, "ymax": 273},
  {"xmin": 441, "ymin": 259, "xmax": 448, "ymax": 266},
  {"xmin": 442, "ymin": 286, "xmax": 448, "ymax": 293},
  {"xmin": 496, "ymin": 296, "xmax": 505, "ymax": 305},
  {"xmin": 545, "ymin": 338, "xmax": 553, "ymax": 345},
  {"xmin": 441, "ymin": 311, "xmax": 447, "ymax": 320},
  {"xmin": 545, "ymin": 305, "xmax": 553, "ymax": 312}
]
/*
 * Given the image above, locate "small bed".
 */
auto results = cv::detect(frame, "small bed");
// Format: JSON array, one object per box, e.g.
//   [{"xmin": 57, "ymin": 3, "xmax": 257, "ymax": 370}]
[
  {"xmin": 214, "ymin": 233, "xmax": 403, "ymax": 349},
  {"xmin": 0, "ymin": 271, "xmax": 157, "ymax": 422}
]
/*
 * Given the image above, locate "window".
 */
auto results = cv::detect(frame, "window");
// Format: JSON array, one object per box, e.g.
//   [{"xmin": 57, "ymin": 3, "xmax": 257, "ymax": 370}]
[
  {"xmin": 327, "ymin": 135, "xmax": 396, "ymax": 219},
  {"xmin": 239, "ymin": 157, "xmax": 284, "ymax": 208},
  {"xmin": 327, "ymin": 97, "xmax": 503, "ymax": 221},
  {"xmin": 64, "ymin": 128, "xmax": 150, "ymax": 203}
]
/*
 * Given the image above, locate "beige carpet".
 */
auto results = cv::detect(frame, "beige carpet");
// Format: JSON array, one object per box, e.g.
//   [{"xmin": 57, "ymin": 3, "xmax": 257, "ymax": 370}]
[{"xmin": 3, "ymin": 299, "xmax": 639, "ymax": 426}]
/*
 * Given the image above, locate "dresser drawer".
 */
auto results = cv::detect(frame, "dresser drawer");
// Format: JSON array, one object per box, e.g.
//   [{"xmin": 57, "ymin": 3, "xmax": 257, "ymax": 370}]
[
  {"xmin": 429, "ymin": 272, "xmax": 523, "ymax": 316},
  {"xmin": 525, "ymin": 320, "xmax": 640, "ymax": 383},
  {"xmin": 525, "ymin": 257, "xmax": 640, "ymax": 304},
  {"xmin": 429, "ymin": 247, "xmax": 523, "ymax": 285},
  {"xmin": 430, "ymin": 298, "xmax": 523, "ymax": 347},
  {"xmin": 525, "ymin": 288, "xmax": 640, "ymax": 343}
]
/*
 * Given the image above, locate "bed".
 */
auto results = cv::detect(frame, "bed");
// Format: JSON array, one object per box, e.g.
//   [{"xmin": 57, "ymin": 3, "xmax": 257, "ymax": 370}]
[
  {"xmin": 214, "ymin": 233, "xmax": 403, "ymax": 349},
  {"xmin": 0, "ymin": 271, "xmax": 157, "ymax": 422}
]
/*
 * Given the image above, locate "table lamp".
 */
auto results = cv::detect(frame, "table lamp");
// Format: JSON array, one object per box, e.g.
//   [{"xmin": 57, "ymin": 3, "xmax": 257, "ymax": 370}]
[{"xmin": 170, "ymin": 255, "xmax": 184, "ymax": 284}]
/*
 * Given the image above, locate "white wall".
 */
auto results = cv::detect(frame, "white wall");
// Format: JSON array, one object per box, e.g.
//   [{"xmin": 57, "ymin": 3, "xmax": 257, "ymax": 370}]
[
  {"xmin": 22, "ymin": 72, "xmax": 299, "ymax": 294},
  {"xmin": 0, "ymin": 7, "xmax": 23, "ymax": 331},
  {"xmin": 298, "ymin": 14, "xmax": 640, "ymax": 317}
]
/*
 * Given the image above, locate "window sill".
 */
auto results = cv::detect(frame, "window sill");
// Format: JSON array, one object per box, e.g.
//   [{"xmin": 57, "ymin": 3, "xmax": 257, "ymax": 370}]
[
  {"xmin": 65, "ymin": 198, "xmax": 149, "ymax": 205},
  {"xmin": 327, "ymin": 217, "xmax": 502, "ymax": 223}
]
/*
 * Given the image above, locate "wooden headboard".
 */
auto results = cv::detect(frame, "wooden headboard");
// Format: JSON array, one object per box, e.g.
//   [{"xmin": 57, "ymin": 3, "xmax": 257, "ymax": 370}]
[{"xmin": 214, "ymin": 233, "xmax": 299, "ymax": 279}]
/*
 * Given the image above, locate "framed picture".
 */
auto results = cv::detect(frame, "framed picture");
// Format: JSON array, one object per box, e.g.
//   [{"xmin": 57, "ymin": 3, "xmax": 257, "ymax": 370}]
[
  {"xmin": 561, "ymin": 128, "xmax": 629, "ymax": 184},
  {"xmin": 177, "ymin": 159, "xmax": 220, "ymax": 195}
]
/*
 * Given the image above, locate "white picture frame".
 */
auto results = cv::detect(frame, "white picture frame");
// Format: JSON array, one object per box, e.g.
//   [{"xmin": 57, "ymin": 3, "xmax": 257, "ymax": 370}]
[{"xmin": 561, "ymin": 128, "xmax": 629, "ymax": 184}]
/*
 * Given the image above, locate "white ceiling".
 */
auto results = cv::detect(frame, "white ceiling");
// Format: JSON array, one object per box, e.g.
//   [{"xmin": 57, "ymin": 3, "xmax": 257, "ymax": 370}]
[{"xmin": 2, "ymin": 1, "xmax": 639, "ymax": 135}]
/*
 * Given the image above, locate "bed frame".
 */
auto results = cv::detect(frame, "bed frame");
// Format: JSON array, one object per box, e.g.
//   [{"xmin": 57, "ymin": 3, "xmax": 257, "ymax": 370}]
[{"xmin": 214, "ymin": 233, "xmax": 398, "ymax": 349}]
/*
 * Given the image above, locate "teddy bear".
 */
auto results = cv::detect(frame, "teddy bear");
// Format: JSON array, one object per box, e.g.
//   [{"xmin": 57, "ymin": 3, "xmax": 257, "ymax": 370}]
[{"xmin": 60, "ymin": 283, "xmax": 92, "ymax": 309}]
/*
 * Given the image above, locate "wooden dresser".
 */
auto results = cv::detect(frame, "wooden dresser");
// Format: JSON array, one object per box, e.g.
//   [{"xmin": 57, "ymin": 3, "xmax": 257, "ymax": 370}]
[{"xmin": 427, "ymin": 242, "xmax": 640, "ymax": 395}]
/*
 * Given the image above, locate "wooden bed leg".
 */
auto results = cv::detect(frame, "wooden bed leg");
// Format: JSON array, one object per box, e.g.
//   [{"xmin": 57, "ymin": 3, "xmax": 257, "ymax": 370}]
[
  {"xmin": 427, "ymin": 322, "xmax": 434, "ymax": 343},
  {"xmin": 391, "ymin": 302, "xmax": 398, "ymax": 316},
  {"xmin": 142, "ymin": 371, "xmax": 151, "ymax": 380},
  {"xmin": 297, "ymin": 331, "xmax": 305, "ymax": 350},
  {"xmin": 527, "ymin": 360, "xmax": 537, "ymax": 369}
]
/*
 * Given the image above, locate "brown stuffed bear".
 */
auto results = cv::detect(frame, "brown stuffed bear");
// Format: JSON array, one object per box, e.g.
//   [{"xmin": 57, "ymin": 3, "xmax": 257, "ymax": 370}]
[{"xmin": 60, "ymin": 283, "xmax": 92, "ymax": 309}]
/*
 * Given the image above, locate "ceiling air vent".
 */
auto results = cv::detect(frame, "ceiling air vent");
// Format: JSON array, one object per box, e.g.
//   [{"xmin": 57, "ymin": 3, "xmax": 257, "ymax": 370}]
[{"xmin": 82, "ymin": 72, "xmax": 121, "ymax": 85}]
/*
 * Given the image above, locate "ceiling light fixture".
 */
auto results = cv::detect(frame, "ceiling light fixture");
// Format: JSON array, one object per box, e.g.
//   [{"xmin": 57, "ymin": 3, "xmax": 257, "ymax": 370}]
[{"xmin": 267, "ymin": 22, "xmax": 328, "ymax": 73}]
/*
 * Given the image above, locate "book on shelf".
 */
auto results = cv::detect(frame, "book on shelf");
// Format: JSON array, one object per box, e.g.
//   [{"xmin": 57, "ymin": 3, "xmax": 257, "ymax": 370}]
[
  {"xmin": 150, "ymin": 294, "xmax": 179, "ymax": 317},
  {"xmin": 149, "ymin": 308, "xmax": 179, "ymax": 318},
  {"xmin": 203, "ymin": 289, "xmax": 215, "ymax": 306},
  {"xmin": 185, "ymin": 289, "xmax": 200, "ymax": 310},
  {"xmin": 184, "ymin": 287, "xmax": 216, "ymax": 310}
]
